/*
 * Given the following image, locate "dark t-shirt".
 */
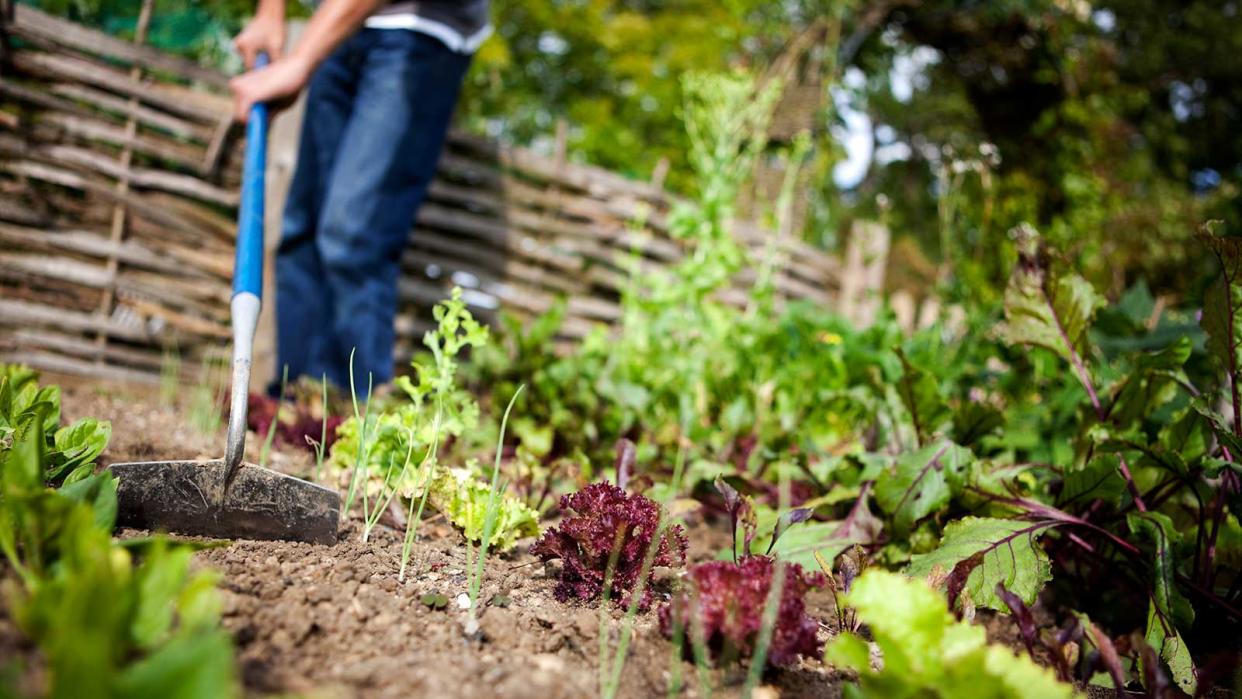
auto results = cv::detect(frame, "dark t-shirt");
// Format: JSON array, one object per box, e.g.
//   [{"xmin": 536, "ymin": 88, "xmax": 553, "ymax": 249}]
[{"xmin": 371, "ymin": 0, "xmax": 490, "ymax": 39}]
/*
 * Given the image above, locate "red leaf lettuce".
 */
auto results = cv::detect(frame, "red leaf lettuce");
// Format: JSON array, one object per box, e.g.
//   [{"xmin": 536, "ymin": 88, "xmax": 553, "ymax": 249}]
[
  {"xmin": 531, "ymin": 482, "xmax": 687, "ymax": 607},
  {"xmin": 658, "ymin": 556, "xmax": 826, "ymax": 667}
]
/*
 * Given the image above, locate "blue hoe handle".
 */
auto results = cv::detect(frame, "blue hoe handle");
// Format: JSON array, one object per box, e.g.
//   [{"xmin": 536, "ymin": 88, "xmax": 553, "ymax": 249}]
[
  {"xmin": 223, "ymin": 52, "xmax": 271, "ymax": 490},
  {"xmin": 233, "ymin": 52, "xmax": 269, "ymax": 299}
]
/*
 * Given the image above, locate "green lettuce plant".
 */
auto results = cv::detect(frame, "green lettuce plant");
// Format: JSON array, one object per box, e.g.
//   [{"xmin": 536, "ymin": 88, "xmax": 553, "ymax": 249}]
[
  {"xmin": 826, "ymin": 570, "xmax": 1077, "ymax": 699},
  {"xmin": 330, "ymin": 287, "xmax": 488, "ymax": 501},
  {"xmin": 1, "ymin": 364, "xmax": 110, "ymax": 487},
  {"xmin": 418, "ymin": 463, "xmax": 539, "ymax": 553},
  {"xmin": 0, "ymin": 367, "xmax": 236, "ymax": 699}
]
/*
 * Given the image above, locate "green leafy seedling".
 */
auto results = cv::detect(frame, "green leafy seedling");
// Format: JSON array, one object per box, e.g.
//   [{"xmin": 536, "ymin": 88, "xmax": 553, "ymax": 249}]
[
  {"xmin": 311, "ymin": 372, "xmax": 329, "ymax": 482},
  {"xmin": 259, "ymin": 365, "xmax": 288, "ymax": 469},
  {"xmin": 421, "ymin": 593, "xmax": 449, "ymax": 610},
  {"xmin": 467, "ymin": 384, "xmax": 525, "ymax": 613}
]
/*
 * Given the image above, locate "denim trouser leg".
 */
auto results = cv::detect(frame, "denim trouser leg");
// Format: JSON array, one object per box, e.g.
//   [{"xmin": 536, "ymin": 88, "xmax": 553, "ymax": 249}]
[
  {"xmin": 274, "ymin": 29, "xmax": 471, "ymax": 391},
  {"xmin": 273, "ymin": 47, "xmax": 355, "ymax": 392}
]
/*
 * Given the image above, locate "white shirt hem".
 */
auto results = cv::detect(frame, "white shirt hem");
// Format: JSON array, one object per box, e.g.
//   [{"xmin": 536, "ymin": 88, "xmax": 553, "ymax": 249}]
[{"xmin": 362, "ymin": 15, "xmax": 493, "ymax": 54}]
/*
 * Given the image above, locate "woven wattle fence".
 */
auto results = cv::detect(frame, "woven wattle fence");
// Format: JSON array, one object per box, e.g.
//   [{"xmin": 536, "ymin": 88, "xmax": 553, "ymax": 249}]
[{"xmin": 0, "ymin": 5, "xmax": 888, "ymax": 385}]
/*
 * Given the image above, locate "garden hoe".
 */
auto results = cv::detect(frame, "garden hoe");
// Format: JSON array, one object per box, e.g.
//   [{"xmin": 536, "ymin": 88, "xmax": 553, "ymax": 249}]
[{"xmin": 110, "ymin": 55, "xmax": 341, "ymax": 545}]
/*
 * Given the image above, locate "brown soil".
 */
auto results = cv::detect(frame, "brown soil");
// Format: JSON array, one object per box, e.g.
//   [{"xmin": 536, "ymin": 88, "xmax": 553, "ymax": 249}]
[
  {"xmin": 57, "ymin": 378, "xmax": 315, "ymax": 478},
  {"xmin": 185, "ymin": 518, "xmax": 848, "ymax": 699},
  {"xmin": 49, "ymin": 378, "xmax": 847, "ymax": 698}
]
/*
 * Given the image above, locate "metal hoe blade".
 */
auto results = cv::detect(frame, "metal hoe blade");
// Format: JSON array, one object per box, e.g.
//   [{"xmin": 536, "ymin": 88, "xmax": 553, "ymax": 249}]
[{"xmin": 111, "ymin": 459, "xmax": 340, "ymax": 545}]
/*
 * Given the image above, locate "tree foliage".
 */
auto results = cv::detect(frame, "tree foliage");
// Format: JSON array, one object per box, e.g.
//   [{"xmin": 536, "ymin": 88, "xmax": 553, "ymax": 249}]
[
  {"xmin": 846, "ymin": 0, "xmax": 1241, "ymax": 296},
  {"xmin": 30, "ymin": 0, "xmax": 1241, "ymax": 292}
]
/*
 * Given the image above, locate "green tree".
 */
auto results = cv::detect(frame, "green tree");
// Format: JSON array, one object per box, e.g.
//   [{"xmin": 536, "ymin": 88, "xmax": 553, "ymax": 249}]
[
  {"xmin": 461, "ymin": 0, "xmax": 848, "ymax": 192},
  {"xmin": 840, "ymin": 0, "xmax": 1242, "ymax": 298}
]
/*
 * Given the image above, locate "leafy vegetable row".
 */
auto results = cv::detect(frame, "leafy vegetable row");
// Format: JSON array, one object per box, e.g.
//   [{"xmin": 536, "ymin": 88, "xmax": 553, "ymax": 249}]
[
  {"xmin": 307, "ymin": 70, "xmax": 1239, "ymax": 696},
  {"xmin": 0, "ymin": 366, "xmax": 237, "ymax": 699}
]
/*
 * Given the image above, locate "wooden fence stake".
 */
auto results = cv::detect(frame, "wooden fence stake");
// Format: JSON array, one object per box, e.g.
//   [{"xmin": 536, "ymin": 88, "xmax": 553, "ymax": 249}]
[
  {"xmin": 94, "ymin": 0, "xmax": 154, "ymax": 363},
  {"xmin": 840, "ymin": 220, "xmax": 891, "ymax": 327}
]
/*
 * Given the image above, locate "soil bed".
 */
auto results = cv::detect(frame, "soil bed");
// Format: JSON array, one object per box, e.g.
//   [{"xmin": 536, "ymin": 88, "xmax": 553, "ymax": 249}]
[
  {"xmin": 52, "ymin": 378, "xmax": 848, "ymax": 699},
  {"xmin": 5, "ymin": 377, "xmax": 1149, "ymax": 698}
]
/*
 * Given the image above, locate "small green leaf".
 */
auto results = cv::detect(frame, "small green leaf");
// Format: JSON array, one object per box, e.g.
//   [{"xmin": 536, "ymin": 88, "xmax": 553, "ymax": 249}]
[
  {"xmin": 58, "ymin": 472, "xmax": 119, "ymax": 531},
  {"xmin": 117, "ymin": 630, "xmax": 236, "ymax": 699},
  {"xmin": 1134, "ymin": 336, "xmax": 1193, "ymax": 372},
  {"xmin": 895, "ymin": 349, "xmax": 949, "ymax": 446},
  {"xmin": 907, "ymin": 517, "xmax": 1054, "ymax": 610},
  {"xmin": 50, "ymin": 418, "xmax": 111, "ymax": 482},
  {"xmin": 1109, "ymin": 338, "xmax": 1192, "ymax": 426},
  {"xmin": 998, "ymin": 238, "xmax": 1103, "ymax": 365},
  {"xmin": 1203, "ymin": 457, "xmax": 1241, "ymax": 479},
  {"xmin": 1127, "ymin": 512, "xmax": 1194, "ymax": 630},
  {"xmin": 176, "ymin": 570, "xmax": 224, "ymax": 632},
  {"xmin": 826, "ymin": 570, "xmax": 1076, "ymax": 699},
  {"xmin": 132, "ymin": 542, "xmax": 196, "ymax": 648},
  {"xmin": 31, "ymin": 386, "xmax": 62, "ymax": 436},
  {"xmin": 1201, "ymin": 276, "xmax": 1242, "ymax": 381},
  {"xmin": 512, "ymin": 418, "xmax": 554, "ymax": 458},
  {"xmin": 421, "ymin": 592, "xmax": 449, "ymax": 610},
  {"xmin": 852, "ymin": 452, "xmax": 889, "ymax": 482},
  {"xmin": 1059, "ymin": 457, "xmax": 1125, "ymax": 507},
  {"xmin": 1, "ymin": 400, "xmax": 53, "ymax": 493},
  {"xmin": 1143, "ymin": 600, "xmax": 1197, "ymax": 696},
  {"xmin": 951, "ymin": 401, "xmax": 1003, "ymax": 447},
  {"xmin": 0, "ymin": 364, "xmax": 39, "ymax": 397},
  {"xmin": 1159, "ymin": 408, "xmax": 1209, "ymax": 465},
  {"xmin": 874, "ymin": 441, "xmax": 973, "ymax": 536},
  {"xmin": 756, "ymin": 520, "xmax": 849, "ymax": 572},
  {"xmin": 1115, "ymin": 280, "xmax": 1157, "ymax": 327},
  {"xmin": 824, "ymin": 632, "xmax": 870, "ymax": 673},
  {"xmin": 611, "ymin": 381, "xmax": 650, "ymax": 411},
  {"xmin": 720, "ymin": 396, "xmax": 753, "ymax": 435},
  {"xmin": 1195, "ymin": 402, "xmax": 1242, "ymax": 457}
]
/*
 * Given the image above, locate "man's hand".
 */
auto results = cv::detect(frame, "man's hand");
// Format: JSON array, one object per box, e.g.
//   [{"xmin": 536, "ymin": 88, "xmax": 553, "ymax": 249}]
[
  {"xmin": 229, "ymin": 0, "xmax": 386, "ymax": 122},
  {"xmin": 233, "ymin": 11, "xmax": 286, "ymax": 69},
  {"xmin": 229, "ymin": 55, "xmax": 311, "ymax": 123}
]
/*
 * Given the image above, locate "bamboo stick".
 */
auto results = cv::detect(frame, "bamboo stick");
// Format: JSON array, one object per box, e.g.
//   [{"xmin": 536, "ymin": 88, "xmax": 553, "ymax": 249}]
[
  {"xmin": 9, "ymin": 5, "xmax": 229, "ymax": 89},
  {"xmin": 9, "ymin": 50, "xmax": 226, "ymax": 124},
  {"xmin": 26, "ymin": 141, "xmax": 237, "ymax": 206},
  {"xmin": 31, "ymin": 111, "xmax": 202, "ymax": 171},
  {"xmin": 0, "ymin": 252, "xmax": 228, "ymax": 321},
  {"xmin": 48, "ymin": 83, "xmax": 209, "ymax": 141},
  {"xmin": 11, "ymin": 327, "xmax": 167, "ymax": 370},
  {"xmin": 0, "ymin": 297, "xmax": 151, "ymax": 342},
  {"xmin": 0, "ymin": 158, "xmax": 225, "ymax": 239},
  {"xmin": 0, "ymin": 223, "xmax": 191, "ymax": 276},
  {"xmin": 122, "ymin": 296, "xmax": 229, "ymax": 339},
  {"xmin": 0, "ymin": 348, "xmax": 161, "ymax": 385}
]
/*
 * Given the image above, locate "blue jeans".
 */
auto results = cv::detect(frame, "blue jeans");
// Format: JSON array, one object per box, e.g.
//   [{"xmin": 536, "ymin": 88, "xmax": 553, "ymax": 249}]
[{"xmin": 274, "ymin": 29, "xmax": 470, "ymax": 392}]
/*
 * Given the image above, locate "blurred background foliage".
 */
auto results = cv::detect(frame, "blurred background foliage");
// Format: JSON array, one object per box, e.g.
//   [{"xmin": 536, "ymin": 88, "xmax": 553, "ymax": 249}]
[{"xmin": 22, "ymin": 0, "xmax": 1242, "ymax": 302}]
